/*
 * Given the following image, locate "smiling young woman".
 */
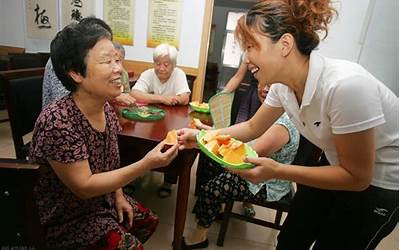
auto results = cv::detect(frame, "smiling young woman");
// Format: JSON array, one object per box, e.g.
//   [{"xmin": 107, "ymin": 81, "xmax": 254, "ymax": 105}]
[{"xmin": 177, "ymin": 0, "xmax": 398, "ymax": 249}]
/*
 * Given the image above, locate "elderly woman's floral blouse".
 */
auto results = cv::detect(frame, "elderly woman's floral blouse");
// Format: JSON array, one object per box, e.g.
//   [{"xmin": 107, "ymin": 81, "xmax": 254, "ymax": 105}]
[{"xmin": 29, "ymin": 95, "xmax": 126, "ymax": 249}]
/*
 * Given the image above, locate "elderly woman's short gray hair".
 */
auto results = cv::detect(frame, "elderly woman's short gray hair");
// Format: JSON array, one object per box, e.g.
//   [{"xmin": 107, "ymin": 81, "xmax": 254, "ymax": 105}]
[{"xmin": 153, "ymin": 43, "xmax": 178, "ymax": 66}]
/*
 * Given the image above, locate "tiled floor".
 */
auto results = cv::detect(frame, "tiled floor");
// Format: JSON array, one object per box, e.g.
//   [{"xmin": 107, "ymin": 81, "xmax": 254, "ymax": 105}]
[{"xmin": 0, "ymin": 110, "xmax": 398, "ymax": 249}]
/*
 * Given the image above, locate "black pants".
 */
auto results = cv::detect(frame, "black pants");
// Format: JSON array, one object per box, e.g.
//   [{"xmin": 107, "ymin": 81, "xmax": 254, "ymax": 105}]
[{"xmin": 277, "ymin": 184, "xmax": 399, "ymax": 250}]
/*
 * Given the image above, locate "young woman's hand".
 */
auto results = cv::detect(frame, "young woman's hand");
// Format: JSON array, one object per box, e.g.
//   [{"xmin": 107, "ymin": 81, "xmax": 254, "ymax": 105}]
[
  {"xmin": 231, "ymin": 156, "xmax": 282, "ymax": 184},
  {"xmin": 143, "ymin": 140, "xmax": 179, "ymax": 169},
  {"xmin": 176, "ymin": 128, "xmax": 200, "ymax": 150}
]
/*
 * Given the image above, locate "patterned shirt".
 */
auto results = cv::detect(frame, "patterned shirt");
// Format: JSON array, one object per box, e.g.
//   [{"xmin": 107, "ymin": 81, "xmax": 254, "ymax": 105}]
[
  {"xmin": 29, "ymin": 95, "xmax": 124, "ymax": 248},
  {"xmin": 247, "ymin": 113, "xmax": 300, "ymax": 201},
  {"xmin": 41, "ymin": 59, "xmax": 70, "ymax": 108}
]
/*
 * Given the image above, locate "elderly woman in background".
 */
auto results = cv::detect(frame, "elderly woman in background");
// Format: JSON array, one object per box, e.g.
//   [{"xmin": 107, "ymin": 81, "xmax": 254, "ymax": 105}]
[
  {"xmin": 29, "ymin": 18, "xmax": 178, "ymax": 249},
  {"xmin": 130, "ymin": 43, "xmax": 191, "ymax": 106},
  {"xmin": 131, "ymin": 43, "xmax": 191, "ymax": 197}
]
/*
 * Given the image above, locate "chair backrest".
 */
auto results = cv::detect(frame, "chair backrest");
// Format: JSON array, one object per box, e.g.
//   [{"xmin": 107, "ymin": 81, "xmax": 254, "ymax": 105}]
[
  {"xmin": 3, "ymin": 73, "xmax": 43, "ymax": 159},
  {"xmin": 8, "ymin": 53, "xmax": 45, "ymax": 70},
  {"xmin": 0, "ymin": 158, "xmax": 46, "ymax": 248},
  {"xmin": 208, "ymin": 92, "xmax": 234, "ymax": 129}
]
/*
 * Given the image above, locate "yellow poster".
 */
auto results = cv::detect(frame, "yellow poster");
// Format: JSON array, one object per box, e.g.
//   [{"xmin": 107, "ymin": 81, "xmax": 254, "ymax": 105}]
[
  {"xmin": 147, "ymin": 0, "xmax": 182, "ymax": 48},
  {"xmin": 61, "ymin": 0, "xmax": 96, "ymax": 27},
  {"xmin": 25, "ymin": 0, "xmax": 58, "ymax": 40},
  {"xmin": 103, "ymin": 0, "xmax": 135, "ymax": 46}
]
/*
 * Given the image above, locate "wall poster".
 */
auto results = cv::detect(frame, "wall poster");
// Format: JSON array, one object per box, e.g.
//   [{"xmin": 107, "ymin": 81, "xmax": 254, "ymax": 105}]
[
  {"xmin": 147, "ymin": 0, "xmax": 182, "ymax": 48},
  {"xmin": 62, "ymin": 0, "xmax": 96, "ymax": 27},
  {"xmin": 25, "ymin": 0, "xmax": 58, "ymax": 40},
  {"xmin": 104, "ymin": 0, "xmax": 135, "ymax": 45}
]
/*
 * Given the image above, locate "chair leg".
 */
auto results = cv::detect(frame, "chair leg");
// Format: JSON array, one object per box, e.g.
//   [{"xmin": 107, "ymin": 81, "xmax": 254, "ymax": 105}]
[
  {"xmin": 274, "ymin": 210, "xmax": 283, "ymax": 228},
  {"xmin": 217, "ymin": 201, "xmax": 234, "ymax": 247}
]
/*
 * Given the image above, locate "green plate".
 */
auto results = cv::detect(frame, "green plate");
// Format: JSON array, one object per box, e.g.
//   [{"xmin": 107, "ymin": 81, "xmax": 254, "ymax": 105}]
[
  {"xmin": 189, "ymin": 102, "xmax": 210, "ymax": 113},
  {"xmin": 122, "ymin": 105, "xmax": 166, "ymax": 122},
  {"xmin": 196, "ymin": 130, "xmax": 257, "ymax": 169}
]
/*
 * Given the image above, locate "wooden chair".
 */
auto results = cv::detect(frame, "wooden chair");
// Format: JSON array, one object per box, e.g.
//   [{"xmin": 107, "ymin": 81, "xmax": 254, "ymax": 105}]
[
  {"xmin": 216, "ymin": 135, "xmax": 323, "ymax": 246},
  {"xmin": 1, "ymin": 67, "xmax": 44, "ymax": 159},
  {"xmin": 0, "ymin": 158, "xmax": 46, "ymax": 248},
  {"xmin": 8, "ymin": 53, "xmax": 45, "ymax": 70}
]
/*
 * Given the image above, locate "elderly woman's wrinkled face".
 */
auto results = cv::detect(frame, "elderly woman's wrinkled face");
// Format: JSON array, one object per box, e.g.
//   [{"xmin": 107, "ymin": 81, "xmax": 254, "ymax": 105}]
[
  {"xmin": 77, "ymin": 38, "xmax": 122, "ymax": 100},
  {"xmin": 154, "ymin": 55, "xmax": 174, "ymax": 83}
]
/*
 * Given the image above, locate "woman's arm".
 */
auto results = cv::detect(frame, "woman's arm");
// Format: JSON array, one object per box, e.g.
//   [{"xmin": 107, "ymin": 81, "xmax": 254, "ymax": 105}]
[
  {"xmin": 238, "ymin": 128, "xmax": 375, "ymax": 191},
  {"xmin": 49, "ymin": 142, "xmax": 179, "ymax": 199},
  {"xmin": 176, "ymin": 92, "xmax": 190, "ymax": 105},
  {"xmin": 222, "ymin": 61, "xmax": 248, "ymax": 93},
  {"xmin": 130, "ymin": 89, "xmax": 180, "ymax": 105},
  {"xmin": 252, "ymin": 124, "xmax": 290, "ymax": 157},
  {"xmin": 130, "ymin": 89, "xmax": 162, "ymax": 104},
  {"xmin": 220, "ymin": 104, "xmax": 284, "ymax": 142}
]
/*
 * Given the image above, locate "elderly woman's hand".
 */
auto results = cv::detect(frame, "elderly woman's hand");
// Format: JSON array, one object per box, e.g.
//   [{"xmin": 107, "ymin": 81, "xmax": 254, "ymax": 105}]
[
  {"xmin": 115, "ymin": 190, "xmax": 134, "ymax": 229},
  {"xmin": 143, "ymin": 140, "xmax": 179, "ymax": 170},
  {"xmin": 176, "ymin": 128, "xmax": 200, "ymax": 150},
  {"xmin": 231, "ymin": 156, "xmax": 282, "ymax": 184},
  {"xmin": 160, "ymin": 96, "xmax": 179, "ymax": 106}
]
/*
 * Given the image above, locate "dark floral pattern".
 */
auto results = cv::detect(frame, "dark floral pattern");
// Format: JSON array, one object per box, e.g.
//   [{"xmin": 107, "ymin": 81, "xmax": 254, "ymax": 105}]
[{"xmin": 29, "ymin": 95, "xmax": 158, "ymax": 249}]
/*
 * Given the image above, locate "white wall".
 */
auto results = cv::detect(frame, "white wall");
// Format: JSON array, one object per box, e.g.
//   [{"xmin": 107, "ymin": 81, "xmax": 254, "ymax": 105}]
[
  {"xmin": 358, "ymin": 0, "xmax": 399, "ymax": 95},
  {"xmin": 0, "ymin": 0, "xmax": 25, "ymax": 48}
]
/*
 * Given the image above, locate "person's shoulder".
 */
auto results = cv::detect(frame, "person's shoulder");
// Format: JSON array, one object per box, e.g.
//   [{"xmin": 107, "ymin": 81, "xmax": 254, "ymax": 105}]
[
  {"xmin": 40, "ymin": 95, "xmax": 74, "ymax": 122},
  {"xmin": 320, "ymin": 54, "xmax": 370, "ymax": 87},
  {"xmin": 173, "ymin": 67, "xmax": 186, "ymax": 76},
  {"xmin": 141, "ymin": 68, "xmax": 155, "ymax": 76}
]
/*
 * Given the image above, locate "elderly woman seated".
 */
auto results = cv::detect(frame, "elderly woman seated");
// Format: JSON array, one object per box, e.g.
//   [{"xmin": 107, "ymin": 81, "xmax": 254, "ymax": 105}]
[
  {"xmin": 29, "ymin": 18, "xmax": 178, "ymax": 249},
  {"xmin": 131, "ymin": 43, "xmax": 191, "ymax": 197},
  {"xmin": 130, "ymin": 43, "xmax": 191, "ymax": 106}
]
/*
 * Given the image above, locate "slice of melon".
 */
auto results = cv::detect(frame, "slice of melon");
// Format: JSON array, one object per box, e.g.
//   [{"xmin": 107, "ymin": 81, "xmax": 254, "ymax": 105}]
[
  {"xmin": 216, "ymin": 134, "xmax": 231, "ymax": 145},
  {"xmin": 222, "ymin": 142, "xmax": 246, "ymax": 164},
  {"xmin": 204, "ymin": 139, "xmax": 220, "ymax": 155},
  {"xmin": 165, "ymin": 130, "xmax": 178, "ymax": 145},
  {"xmin": 218, "ymin": 141, "xmax": 233, "ymax": 156},
  {"xmin": 202, "ymin": 130, "xmax": 219, "ymax": 144}
]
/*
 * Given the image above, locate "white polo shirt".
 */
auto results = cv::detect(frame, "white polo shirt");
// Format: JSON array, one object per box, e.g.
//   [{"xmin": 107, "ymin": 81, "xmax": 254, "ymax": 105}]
[
  {"xmin": 266, "ymin": 51, "xmax": 399, "ymax": 190},
  {"xmin": 132, "ymin": 67, "xmax": 191, "ymax": 96}
]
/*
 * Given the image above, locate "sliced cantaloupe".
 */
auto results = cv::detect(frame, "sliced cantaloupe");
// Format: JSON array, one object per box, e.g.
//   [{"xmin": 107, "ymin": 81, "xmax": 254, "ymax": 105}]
[
  {"xmin": 229, "ymin": 140, "xmax": 243, "ymax": 150},
  {"xmin": 204, "ymin": 139, "xmax": 220, "ymax": 155},
  {"xmin": 222, "ymin": 142, "xmax": 246, "ymax": 164},
  {"xmin": 218, "ymin": 141, "xmax": 233, "ymax": 156},
  {"xmin": 165, "ymin": 130, "xmax": 178, "ymax": 145},
  {"xmin": 202, "ymin": 130, "xmax": 219, "ymax": 143},
  {"xmin": 215, "ymin": 134, "xmax": 231, "ymax": 145}
]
